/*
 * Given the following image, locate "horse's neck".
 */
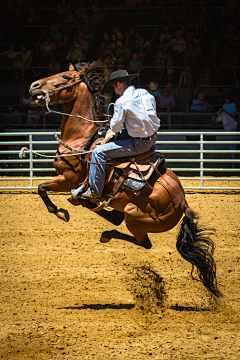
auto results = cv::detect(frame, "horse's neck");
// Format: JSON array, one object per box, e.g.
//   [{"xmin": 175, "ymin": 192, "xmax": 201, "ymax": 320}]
[{"xmin": 61, "ymin": 90, "xmax": 97, "ymax": 146}]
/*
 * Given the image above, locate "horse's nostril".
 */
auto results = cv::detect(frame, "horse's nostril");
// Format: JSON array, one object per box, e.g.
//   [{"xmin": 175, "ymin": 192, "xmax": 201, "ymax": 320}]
[{"xmin": 33, "ymin": 82, "xmax": 40, "ymax": 88}]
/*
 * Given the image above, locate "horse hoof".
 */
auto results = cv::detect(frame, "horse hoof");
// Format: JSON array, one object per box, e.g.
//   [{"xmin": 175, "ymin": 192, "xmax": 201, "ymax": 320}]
[
  {"xmin": 56, "ymin": 208, "xmax": 70, "ymax": 222},
  {"xmin": 100, "ymin": 235, "xmax": 111, "ymax": 243}
]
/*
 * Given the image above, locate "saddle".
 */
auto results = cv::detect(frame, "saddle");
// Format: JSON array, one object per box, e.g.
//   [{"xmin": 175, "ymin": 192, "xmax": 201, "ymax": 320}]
[{"xmin": 79, "ymin": 137, "xmax": 166, "ymax": 211}]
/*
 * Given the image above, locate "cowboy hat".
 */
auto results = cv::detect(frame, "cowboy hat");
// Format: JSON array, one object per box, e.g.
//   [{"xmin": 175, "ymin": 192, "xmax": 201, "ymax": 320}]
[
  {"xmin": 103, "ymin": 69, "xmax": 139, "ymax": 93},
  {"xmin": 148, "ymin": 81, "xmax": 158, "ymax": 91}
]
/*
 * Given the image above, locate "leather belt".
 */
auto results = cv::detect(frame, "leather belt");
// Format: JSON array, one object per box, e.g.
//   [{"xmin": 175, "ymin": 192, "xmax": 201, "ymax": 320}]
[{"xmin": 134, "ymin": 132, "xmax": 157, "ymax": 141}]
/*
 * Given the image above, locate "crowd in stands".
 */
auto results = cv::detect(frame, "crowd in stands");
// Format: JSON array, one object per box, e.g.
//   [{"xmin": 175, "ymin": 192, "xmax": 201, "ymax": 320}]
[{"xmin": 1, "ymin": 0, "xmax": 240, "ymax": 126}]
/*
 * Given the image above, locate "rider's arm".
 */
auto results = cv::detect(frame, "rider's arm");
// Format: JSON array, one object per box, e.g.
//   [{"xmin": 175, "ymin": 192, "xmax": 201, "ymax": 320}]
[{"xmin": 110, "ymin": 101, "xmax": 126, "ymax": 133}]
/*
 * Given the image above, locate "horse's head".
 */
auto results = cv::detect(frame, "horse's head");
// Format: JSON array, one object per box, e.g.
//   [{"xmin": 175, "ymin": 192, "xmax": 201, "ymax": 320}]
[
  {"xmin": 29, "ymin": 64, "xmax": 86, "ymax": 106},
  {"xmin": 211, "ymin": 108, "xmax": 222, "ymax": 126}
]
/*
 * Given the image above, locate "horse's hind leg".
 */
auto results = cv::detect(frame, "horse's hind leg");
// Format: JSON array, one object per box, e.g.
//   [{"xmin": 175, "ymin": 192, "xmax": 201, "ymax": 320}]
[{"xmin": 100, "ymin": 203, "xmax": 152, "ymax": 249}]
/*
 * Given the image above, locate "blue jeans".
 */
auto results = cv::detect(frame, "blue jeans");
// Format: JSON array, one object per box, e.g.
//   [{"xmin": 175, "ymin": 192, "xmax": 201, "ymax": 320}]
[{"xmin": 88, "ymin": 128, "xmax": 157, "ymax": 197}]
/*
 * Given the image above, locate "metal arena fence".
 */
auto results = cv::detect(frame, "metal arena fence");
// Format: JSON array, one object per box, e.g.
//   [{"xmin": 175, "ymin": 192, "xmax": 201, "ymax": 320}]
[{"xmin": 0, "ymin": 131, "xmax": 240, "ymax": 190}]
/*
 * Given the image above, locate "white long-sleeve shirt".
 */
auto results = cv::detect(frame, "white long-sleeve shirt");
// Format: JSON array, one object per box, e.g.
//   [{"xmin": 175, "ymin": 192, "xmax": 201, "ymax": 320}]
[{"xmin": 110, "ymin": 86, "xmax": 161, "ymax": 137}]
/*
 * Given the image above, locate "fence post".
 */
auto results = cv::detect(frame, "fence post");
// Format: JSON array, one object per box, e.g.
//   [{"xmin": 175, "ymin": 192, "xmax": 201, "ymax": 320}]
[
  {"xmin": 29, "ymin": 134, "xmax": 33, "ymax": 188},
  {"xmin": 200, "ymin": 133, "xmax": 204, "ymax": 188}
]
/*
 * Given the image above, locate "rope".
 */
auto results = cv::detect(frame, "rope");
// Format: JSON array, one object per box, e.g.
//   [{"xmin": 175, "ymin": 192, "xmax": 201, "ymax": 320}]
[
  {"xmin": 19, "ymin": 147, "xmax": 92, "ymax": 159},
  {"xmin": 45, "ymin": 92, "xmax": 109, "ymax": 123}
]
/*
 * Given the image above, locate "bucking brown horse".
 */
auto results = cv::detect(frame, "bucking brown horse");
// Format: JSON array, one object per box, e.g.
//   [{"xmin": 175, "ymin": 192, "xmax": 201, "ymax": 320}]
[{"xmin": 29, "ymin": 62, "xmax": 222, "ymax": 298}]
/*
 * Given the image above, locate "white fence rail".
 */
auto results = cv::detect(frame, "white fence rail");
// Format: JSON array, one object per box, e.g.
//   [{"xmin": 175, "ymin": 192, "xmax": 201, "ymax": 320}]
[{"xmin": 0, "ymin": 131, "xmax": 240, "ymax": 190}]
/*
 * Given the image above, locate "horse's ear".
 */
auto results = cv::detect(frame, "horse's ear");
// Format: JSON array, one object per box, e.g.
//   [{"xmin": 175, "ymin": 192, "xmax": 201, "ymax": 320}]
[{"xmin": 69, "ymin": 63, "xmax": 74, "ymax": 71}]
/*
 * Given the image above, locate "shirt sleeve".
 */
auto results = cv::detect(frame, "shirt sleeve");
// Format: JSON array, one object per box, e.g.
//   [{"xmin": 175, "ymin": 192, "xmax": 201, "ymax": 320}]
[
  {"xmin": 110, "ymin": 101, "xmax": 126, "ymax": 133},
  {"xmin": 206, "ymin": 101, "xmax": 212, "ymax": 110}
]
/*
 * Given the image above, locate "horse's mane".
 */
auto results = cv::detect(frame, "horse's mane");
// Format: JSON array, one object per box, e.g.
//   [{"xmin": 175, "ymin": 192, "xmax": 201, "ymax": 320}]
[{"xmin": 73, "ymin": 62, "xmax": 107, "ymax": 124}]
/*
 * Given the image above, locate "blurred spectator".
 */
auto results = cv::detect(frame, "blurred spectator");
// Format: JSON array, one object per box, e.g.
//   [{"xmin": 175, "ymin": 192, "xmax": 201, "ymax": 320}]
[
  {"xmin": 178, "ymin": 56, "xmax": 189, "ymax": 87},
  {"xmin": 49, "ymin": 25, "xmax": 62, "ymax": 45},
  {"xmin": 116, "ymin": 53, "xmax": 127, "ymax": 67},
  {"xmin": 26, "ymin": 107, "xmax": 41, "ymax": 127},
  {"xmin": 177, "ymin": 24, "xmax": 186, "ymax": 40},
  {"xmin": 147, "ymin": 81, "xmax": 160, "ymax": 100},
  {"xmin": 213, "ymin": 88, "xmax": 225, "ymax": 105},
  {"xmin": 135, "ymin": 33, "xmax": 144, "ymax": 49},
  {"xmin": 75, "ymin": 7, "xmax": 87, "ymax": 21},
  {"xmin": 157, "ymin": 88, "xmax": 176, "ymax": 110},
  {"xmin": 185, "ymin": 31, "xmax": 201, "ymax": 55},
  {"xmin": 166, "ymin": 59, "xmax": 174, "ymax": 82},
  {"xmin": 26, "ymin": 8, "xmax": 40, "ymax": 25},
  {"xmin": 3, "ymin": 105, "xmax": 21, "ymax": 127},
  {"xmin": 40, "ymin": 35, "xmax": 56, "ymax": 58},
  {"xmin": 112, "ymin": 27, "xmax": 124, "ymax": 41},
  {"xmin": 222, "ymin": 95, "xmax": 237, "ymax": 114},
  {"xmin": 193, "ymin": 23, "xmax": 205, "ymax": 44},
  {"xmin": 137, "ymin": 47, "xmax": 146, "ymax": 62},
  {"xmin": 153, "ymin": 45, "xmax": 168, "ymax": 65},
  {"xmin": 128, "ymin": 52, "xmax": 143, "ymax": 73},
  {"xmin": 91, "ymin": 6, "xmax": 105, "ymax": 28},
  {"xmin": 19, "ymin": 90, "xmax": 32, "ymax": 108},
  {"xmin": 154, "ymin": 58, "xmax": 166, "ymax": 85},
  {"xmin": 58, "ymin": 34, "xmax": 71, "ymax": 60},
  {"xmin": 95, "ymin": 54, "xmax": 105, "ymax": 70},
  {"xmin": 103, "ymin": 54, "xmax": 114, "ymax": 68},
  {"xmin": 55, "ymin": 0, "xmax": 72, "ymax": 23},
  {"xmin": 168, "ymin": 30, "xmax": 186, "ymax": 60},
  {"xmin": 48, "ymin": 57, "xmax": 61, "ymax": 75},
  {"xmin": 66, "ymin": 42, "xmax": 84, "ymax": 63},
  {"xmin": 21, "ymin": 45, "xmax": 32, "ymax": 67},
  {"xmin": 117, "ymin": 41, "xmax": 132, "ymax": 61},
  {"xmin": 190, "ymin": 91, "xmax": 212, "ymax": 113},
  {"xmin": 1, "ymin": 44, "xmax": 18, "ymax": 64},
  {"xmin": 160, "ymin": 26, "xmax": 173, "ymax": 44},
  {"xmin": 102, "ymin": 43, "xmax": 114, "ymax": 60},
  {"xmin": 82, "ymin": 25, "xmax": 94, "ymax": 47},
  {"xmin": 165, "ymin": 82, "xmax": 177, "ymax": 100},
  {"xmin": 183, "ymin": 42, "xmax": 199, "ymax": 69},
  {"xmin": 12, "ymin": 54, "xmax": 25, "ymax": 84},
  {"xmin": 75, "ymin": 33, "xmax": 89, "ymax": 57}
]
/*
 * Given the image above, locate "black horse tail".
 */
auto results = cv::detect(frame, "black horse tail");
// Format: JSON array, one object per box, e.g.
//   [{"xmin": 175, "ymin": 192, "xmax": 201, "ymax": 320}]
[{"xmin": 176, "ymin": 207, "xmax": 223, "ymax": 298}]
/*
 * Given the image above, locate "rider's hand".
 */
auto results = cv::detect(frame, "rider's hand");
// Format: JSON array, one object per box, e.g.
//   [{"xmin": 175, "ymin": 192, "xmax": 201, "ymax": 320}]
[{"xmin": 103, "ymin": 129, "xmax": 116, "ymax": 144}]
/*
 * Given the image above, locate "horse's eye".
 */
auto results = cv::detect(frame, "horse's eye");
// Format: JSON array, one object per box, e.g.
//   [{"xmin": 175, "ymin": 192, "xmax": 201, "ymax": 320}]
[{"xmin": 62, "ymin": 74, "xmax": 70, "ymax": 80}]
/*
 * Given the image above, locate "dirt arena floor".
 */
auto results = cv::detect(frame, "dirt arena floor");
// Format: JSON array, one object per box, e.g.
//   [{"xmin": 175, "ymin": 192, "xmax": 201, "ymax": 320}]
[{"xmin": 0, "ymin": 179, "xmax": 240, "ymax": 359}]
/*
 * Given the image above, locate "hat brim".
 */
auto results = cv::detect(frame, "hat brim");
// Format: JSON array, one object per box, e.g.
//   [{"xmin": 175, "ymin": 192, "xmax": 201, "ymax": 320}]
[{"xmin": 103, "ymin": 73, "xmax": 139, "ymax": 93}]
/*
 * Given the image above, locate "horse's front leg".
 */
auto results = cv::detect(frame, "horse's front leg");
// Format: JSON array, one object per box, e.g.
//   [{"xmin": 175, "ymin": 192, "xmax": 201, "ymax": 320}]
[{"xmin": 38, "ymin": 174, "xmax": 72, "ymax": 222}]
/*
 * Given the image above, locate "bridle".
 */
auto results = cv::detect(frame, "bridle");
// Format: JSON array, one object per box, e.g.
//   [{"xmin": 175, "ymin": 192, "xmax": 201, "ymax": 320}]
[
  {"xmin": 44, "ymin": 76, "xmax": 109, "ymax": 123},
  {"xmin": 43, "ymin": 74, "xmax": 109, "ymax": 152}
]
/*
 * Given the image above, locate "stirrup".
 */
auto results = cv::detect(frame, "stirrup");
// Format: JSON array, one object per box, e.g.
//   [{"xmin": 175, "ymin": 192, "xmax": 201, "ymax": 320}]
[
  {"xmin": 71, "ymin": 184, "xmax": 87, "ymax": 199},
  {"xmin": 80, "ymin": 190, "xmax": 102, "ymax": 203}
]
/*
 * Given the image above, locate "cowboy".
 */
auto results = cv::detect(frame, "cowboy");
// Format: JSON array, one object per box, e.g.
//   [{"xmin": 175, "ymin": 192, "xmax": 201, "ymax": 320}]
[{"xmin": 72, "ymin": 69, "xmax": 161, "ymax": 201}]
